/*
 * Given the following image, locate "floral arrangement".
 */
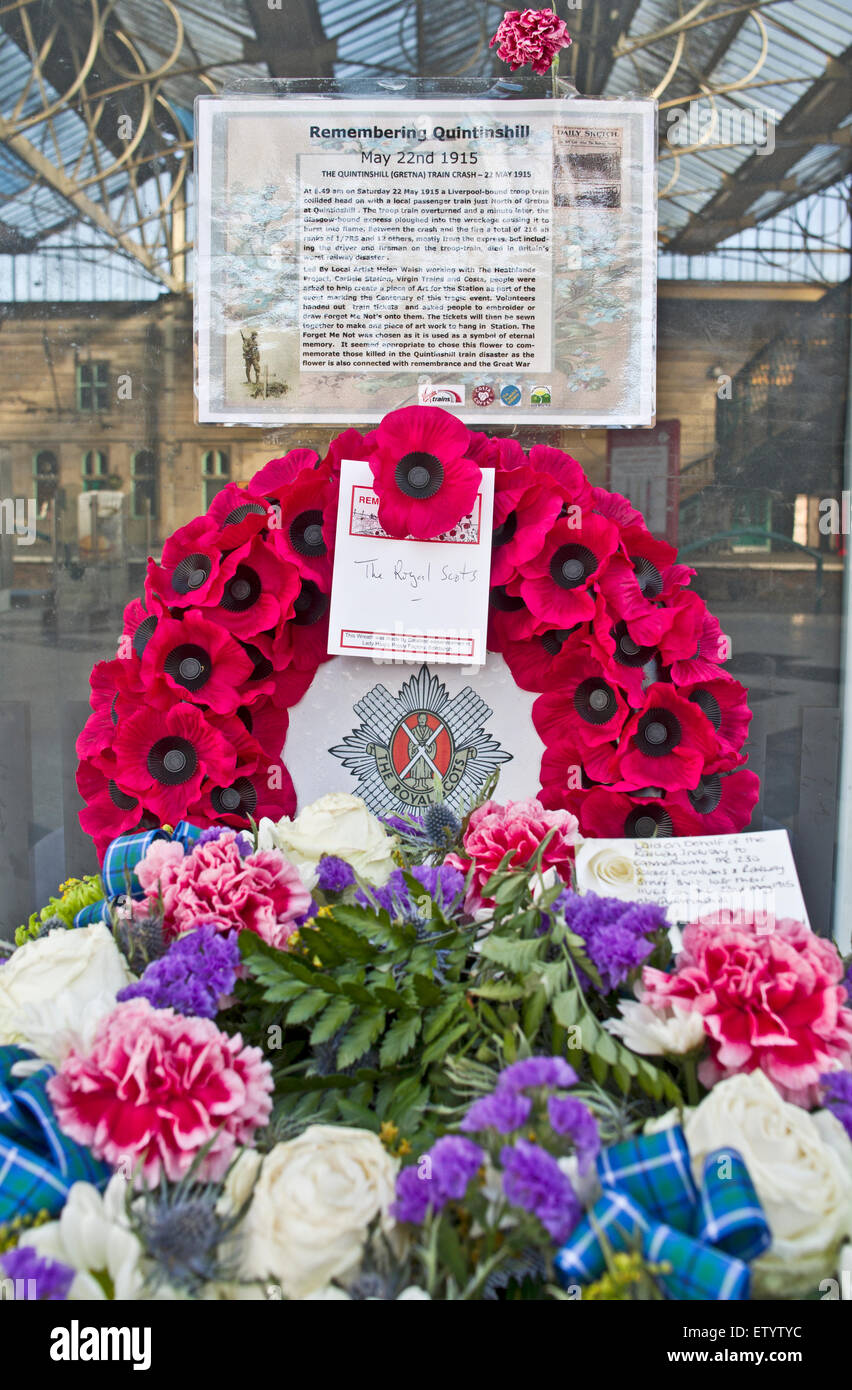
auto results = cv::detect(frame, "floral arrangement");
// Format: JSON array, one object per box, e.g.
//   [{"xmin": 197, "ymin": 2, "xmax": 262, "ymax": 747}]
[
  {"xmin": 3, "ymin": 790, "xmax": 852, "ymax": 1302},
  {"xmin": 75, "ymin": 406, "xmax": 758, "ymax": 858}
]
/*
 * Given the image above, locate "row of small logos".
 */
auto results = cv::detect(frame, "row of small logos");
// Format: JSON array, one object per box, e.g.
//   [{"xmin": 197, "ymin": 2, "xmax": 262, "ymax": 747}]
[{"xmin": 418, "ymin": 382, "xmax": 551, "ymax": 408}]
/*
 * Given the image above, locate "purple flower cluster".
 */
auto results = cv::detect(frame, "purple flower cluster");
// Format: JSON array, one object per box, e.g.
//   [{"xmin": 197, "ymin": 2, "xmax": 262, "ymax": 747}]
[
  {"xmin": 499, "ymin": 1056, "xmax": 578, "ymax": 1091},
  {"xmin": 315, "ymin": 855, "xmax": 356, "ymax": 894},
  {"xmin": 460, "ymin": 1054, "xmax": 600, "ymax": 1174},
  {"xmin": 547, "ymin": 1096, "xmax": 600, "ymax": 1173},
  {"xmin": 500, "ymin": 1140, "xmax": 581, "ymax": 1243},
  {"xmin": 460, "ymin": 1089, "xmax": 532, "ymax": 1135},
  {"xmin": 392, "ymin": 1136, "xmax": 484, "ymax": 1224},
  {"xmin": 117, "ymin": 923, "xmax": 240, "ymax": 1019},
  {"xmin": 0, "ymin": 1246, "xmax": 74, "ymax": 1300},
  {"xmin": 357, "ymin": 864, "xmax": 465, "ymax": 921},
  {"xmin": 821, "ymin": 1070, "xmax": 852, "ymax": 1139},
  {"xmin": 197, "ymin": 825, "xmax": 252, "ymax": 857},
  {"xmin": 557, "ymin": 891, "xmax": 667, "ymax": 992}
]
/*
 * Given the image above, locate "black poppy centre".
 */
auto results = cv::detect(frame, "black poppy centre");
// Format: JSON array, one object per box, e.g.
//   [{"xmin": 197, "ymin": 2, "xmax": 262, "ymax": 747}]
[
  {"xmin": 211, "ymin": 777, "xmax": 258, "ymax": 818},
  {"xmin": 550, "ymin": 543, "xmax": 597, "ymax": 590},
  {"xmin": 222, "ymin": 501, "xmax": 267, "ymax": 527},
  {"xmin": 631, "ymin": 555, "xmax": 663, "ymax": 597},
  {"xmin": 147, "ymin": 737, "xmax": 198, "ymax": 785},
  {"xmin": 689, "ymin": 773, "xmax": 723, "ymax": 814},
  {"xmin": 489, "ymin": 584, "xmax": 526, "ymax": 612},
  {"xmin": 625, "ymin": 805, "xmax": 674, "ymax": 837},
  {"xmin": 289, "ymin": 509, "xmax": 327, "ymax": 558},
  {"xmin": 574, "ymin": 677, "xmax": 618, "ymax": 725},
  {"xmin": 293, "ymin": 579, "xmax": 329, "ymax": 626},
  {"xmin": 108, "ymin": 779, "xmax": 138, "ymax": 810},
  {"xmin": 636, "ymin": 707, "xmax": 681, "ymax": 757},
  {"xmin": 492, "ymin": 510, "xmax": 518, "ymax": 548},
  {"xmin": 395, "ymin": 451, "xmax": 444, "ymax": 499},
  {"xmin": 172, "ymin": 553, "xmax": 212, "ymax": 595},
  {"xmin": 220, "ymin": 564, "xmax": 262, "ymax": 613},
  {"xmin": 163, "ymin": 643, "xmax": 211, "ymax": 693},
  {"xmin": 540, "ymin": 626, "xmax": 578, "ymax": 656},
  {"xmin": 612, "ymin": 621, "xmax": 656, "ymax": 668},
  {"xmin": 132, "ymin": 615, "xmax": 158, "ymax": 658},
  {"xmin": 689, "ymin": 688, "xmax": 722, "ymax": 729}
]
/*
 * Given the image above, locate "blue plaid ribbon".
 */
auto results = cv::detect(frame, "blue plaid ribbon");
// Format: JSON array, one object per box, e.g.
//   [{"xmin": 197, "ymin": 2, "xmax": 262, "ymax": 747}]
[
  {"xmin": 0, "ymin": 1047, "xmax": 110, "ymax": 1222},
  {"xmin": 74, "ymin": 821, "xmax": 203, "ymax": 926},
  {"xmin": 554, "ymin": 1126, "xmax": 771, "ymax": 1300}
]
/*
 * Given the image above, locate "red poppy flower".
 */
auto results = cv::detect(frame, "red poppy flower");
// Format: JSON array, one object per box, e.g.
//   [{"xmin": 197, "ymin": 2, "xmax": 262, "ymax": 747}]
[
  {"xmin": 188, "ymin": 713, "xmax": 296, "ymax": 828},
  {"xmin": 678, "ymin": 674, "xmax": 753, "ymax": 772},
  {"xmin": 533, "ymin": 646, "xmax": 630, "ymax": 751},
  {"xmin": 597, "ymin": 525, "xmax": 680, "ymax": 647},
  {"xmin": 113, "ymin": 702, "xmax": 237, "ymax": 825},
  {"xmin": 590, "ymin": 486, "xmax": 645, "ymax": 529},
  {"xmin": 491, "ymin": 466, "xmax": 566, "ymax": 587},
  {"xmin": 77, "ymin": 756, "xmax": 150, "ymax": 860},
  {"xmin": 486, "ymin": 585, "xmax": 545, "ymax": 651},
  {"xmin": 267, "ymin": 466, "xmax": 338, "ymax": 586},
  {"xmin": 145, "ymin": 515, "xmax": 227, "ymax": 610},
  {"xmin": 527, "ymin": 445, "xmax": 594, "ymax": 507},
  {"xmin": 121, "ymin": 595, "xmax": 164, "ymax": 658},
  {"xmin": 321, "ymin": 427, "xmax": 374, "ymax": 479},
  {"xmin": 516, "ymin": 510, "xmax": 619, "ymax": 628},
  {"xmin": 539, "ymin": 737, "xmax": 622, "ymax": 805},
  {"xmin": 201, "ymin": 535, "xmax": 301, "ymax": 640},
  {"xmin": 500, "ymin": 624, "xmax": 585, "ymax": 692},
  {"xmin": 77, "ymin": 658, "xmax": 143, "ymax": 761},
  {"xmin": 668, "ymin": 601, "xmax": 730, "ymax": 684},
  {"xmin": 584, "ymin": 593, "xmax": 660, "ymax": 709},
  {"xmin": 618, "ymin": 683, "xmax": 719, "ymax": 792},
  {"xmin": 368, "ymin": 405, "xmax": 481, "ymax": 540},
  {"xmin": 574, "ymin": 788, "xmax": 696, "ymax": 839},
  {"xmin": 140, "ymin": 612, "xmax": 254, "ymax": 716},
  {"xmin": 205, "ymin": 482, "xmax": 271, "ymax": 550},
  {"xmin": 666, "ymin": 768, "xmax": 760, "ymax": 835},
  {"xmin": 231, "ymin": 698, "xmax": 290, "ymax": 761},
  {"xmin": 247, "ymin": 448, "xmax": 320, "ymax": 499}
]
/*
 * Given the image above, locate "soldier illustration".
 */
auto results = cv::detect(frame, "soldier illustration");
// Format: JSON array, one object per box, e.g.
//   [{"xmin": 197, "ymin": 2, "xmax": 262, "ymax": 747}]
[{"xmin": 241, "ymin": 329, "xmax": 260, "ymax": 384}]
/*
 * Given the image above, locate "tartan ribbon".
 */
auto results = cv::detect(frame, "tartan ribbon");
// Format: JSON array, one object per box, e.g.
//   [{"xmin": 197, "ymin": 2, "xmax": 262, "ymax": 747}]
[
  {"xmin": 0, "ymin": 1046, "xmax": 110, "ymax": 1222},
  {"xmin": 74, "ymin": 821, "xmax": 203, "ymax": 927},
  {"xmin": 554, "ymin": 1125, "xmax": 771, "ymax": 1300}
]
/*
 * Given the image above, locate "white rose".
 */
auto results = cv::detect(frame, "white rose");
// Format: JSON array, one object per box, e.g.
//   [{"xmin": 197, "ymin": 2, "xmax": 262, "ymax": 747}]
[
  {"xmin": 575, "ymin": 843, "xmax": 640, "ymax": 901},
  {"xmin": 681, "ymin": 1072, "xmax": 852, "ymax": 1297},
  {"xmin": 0, "ymin": 923, "xmax": 131, "ymax": 1063},
  {"xmin": 606, "ymin": 997, "xmax": 706, "ymax": 1056},
  {"xmin": 257, "ymin": 793, "xmax": 397, "ymax": 889},
  {"xmin": 225, "ymin": 1125, "xmax": 399, "ymax": 1299}
]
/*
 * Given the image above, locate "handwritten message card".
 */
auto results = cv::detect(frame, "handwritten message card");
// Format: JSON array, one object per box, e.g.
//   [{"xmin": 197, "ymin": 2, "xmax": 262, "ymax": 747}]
[
  {"xmin": 327, "ymin": 459, "xmax": 495, "ymax": 665},
  {"xmin": 574, "ymin": 829, "xmax": 810, "ymax": 929}
]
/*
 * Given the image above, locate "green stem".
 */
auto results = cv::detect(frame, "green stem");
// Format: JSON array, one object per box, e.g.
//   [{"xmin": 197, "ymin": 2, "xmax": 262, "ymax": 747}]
[{"xmin": 681, "ymin": 1052, "xmax": 700, "ymax": 1107}]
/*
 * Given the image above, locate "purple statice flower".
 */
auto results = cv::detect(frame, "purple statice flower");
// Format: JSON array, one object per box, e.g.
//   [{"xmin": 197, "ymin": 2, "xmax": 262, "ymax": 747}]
[
  {"xmin": 316, "ymin": 856, "xmax": 356, "ymax": 894},
  {"xmin": 843, "ymin": 962, "xmax": 852, "ymax": 1006},
  {"xmin": 380, "ymin": 812, "xmax": 425, "ymax": 839},
  {"xmin": 117, "ymin": 923, "xmax": 240, "ymax": 1019},
  {"xmin": 356, "ymin": 865, "xmax": 464, "ymax": 923},
  {"xmin": 196, "ymin": 826, "xmax": 253, "ymax": 858},
  {"xmin": 558, "ymin": 891, "xmax": 667, "ymax": 993},
  {"xmin": 547, "ymin": 1096, "xmax": 600, "ymax": 1174},
  {"xmin": 294, "ymin": 897, "xmax": 319, "ymax": 927},
  {"xmin": 460, "ymin": 1088, "xmax": 532, "ymax": 1135},
  {"xmin": 820, "ymin": 1071, "xmax": 852, "ymax": 1139},
  {"xmin": 498, "ymin": 1056, "xmax": 578, "ymax": 1093},
  {"xmin": 500, "ymin": 1140, "xmax": 581, "ymax": 1244},
  {"xmin": 391, "ymin": 1136, "xmax": 484, "ymax": 1224},
  {"xmin": 0, "ymin": 1246, "xmax": 74, "ymax": 1300}
]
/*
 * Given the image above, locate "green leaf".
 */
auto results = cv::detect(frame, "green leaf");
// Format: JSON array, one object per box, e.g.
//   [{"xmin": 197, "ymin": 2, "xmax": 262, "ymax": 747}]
[
  {"xmin": 313, "ymin": 917, "xmax": 378, "ymax": 964},
  {"xmin": 594, "ymin": 1031, "xmax": 619, "ymax": 1065},
  {"xmin": 478, "ymin": 934, "xmax": 544, "ymax": 972},
  {"xmin": 310, "ymin": 996, "xmax": 356, "ymax": 1045},
  {"xmin": 335, "ymin": 1097, "xmax": 380, "ymax": 1130},
  {"xmin": 423, "ymin": 994, "xmax": 465, "ymax": 1043},
  {"xmin": 522, "ymin": 986, "xmax": 547, "ymax": 1041},
  {"xmin": 551, "ymin": 989, "xmax": 581, "ymax": 1028},
  {"xmin": 285, "ymin": 990, "xmax": 329, "ymax": 1025},
  {"xmin": 379, "ymin": 1013, "xmax": 423, "ymax": 1068},
  {"xmin": 294, "ymin": 924, "xmax": 347, "ymax": 967},
  {"xmin": 589, "ymin": 1052, "xmax": 609, "ymax": 1085},
  {"xmin": 373, "ymin": 985, "xmax": 413, "ymax": 1012},
  {"xmin": 412, "ymin": 973, "xmax": 442, "ymax": 1008},
  {"xmin": 437, "ymin": 1215, "xmax": 469, "ymax": 1286},
  {"xmin": 612, "ymin": 1062, "xmax": 632, "ymax": 1094},
  {"xmin": 336, "ymin": 1009, "xmax": 386, "ymax": 1071},
  {"xmin": 468, "ymin": 981, "xmax": 526, "ymax": 1002},
  {"xmin": 420, "ymin": 1020, "xmax": 470, "ymax": 1067}
]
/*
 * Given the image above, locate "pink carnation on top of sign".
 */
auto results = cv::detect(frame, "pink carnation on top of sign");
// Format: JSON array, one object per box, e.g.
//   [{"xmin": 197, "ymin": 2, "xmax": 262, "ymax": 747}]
[
  {"xmin": 489, "ymin": 8, "xmax": 572, "ymax": 76},
  {"xmin": 446, "ymin": 797, "xmax": 579, "ymax": 910}
]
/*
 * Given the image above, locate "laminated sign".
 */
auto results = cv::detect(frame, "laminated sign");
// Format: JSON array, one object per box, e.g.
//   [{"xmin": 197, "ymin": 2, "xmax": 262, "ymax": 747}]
[{"xmin": 195, "ymin": 96, "xmax": 656, "ymax": 426}]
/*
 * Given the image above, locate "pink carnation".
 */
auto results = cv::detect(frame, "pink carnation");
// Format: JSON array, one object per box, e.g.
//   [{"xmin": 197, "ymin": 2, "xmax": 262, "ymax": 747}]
[
  {"xmin": 48, "ymin": 998, "xmax": 273, "ymax": 1186},
  {"xmin": 490, "ymin": 8, "xmax": 572, "ymax": 75},
  {"xmin": 138, "ymin": 830, "xmax": 311, "ymax": 948},
  {"xmin": 447, "ymin": 797, "xmax": 579, "ymax": 910},
  {"xmin": 641, "ymin": 915, "xmax": 852, "ymax": 1107}
]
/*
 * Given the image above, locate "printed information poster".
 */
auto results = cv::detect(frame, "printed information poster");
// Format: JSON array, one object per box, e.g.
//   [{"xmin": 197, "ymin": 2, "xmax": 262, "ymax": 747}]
[{"xmin": 195, "ymin": 97, "xmax": 656, "ymax": 426}]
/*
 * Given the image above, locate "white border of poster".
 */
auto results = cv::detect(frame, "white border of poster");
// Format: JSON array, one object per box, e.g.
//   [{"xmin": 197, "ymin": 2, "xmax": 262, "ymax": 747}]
[{"xmin": 195, "ymin": 96, "xmax": 656, "ymax": 427}]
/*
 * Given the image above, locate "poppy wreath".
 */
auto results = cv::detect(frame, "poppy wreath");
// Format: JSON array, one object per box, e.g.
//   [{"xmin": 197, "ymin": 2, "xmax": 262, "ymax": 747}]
[{"xmin": 76, "ymin": 406, "xmax": 758, "ymax": 861}]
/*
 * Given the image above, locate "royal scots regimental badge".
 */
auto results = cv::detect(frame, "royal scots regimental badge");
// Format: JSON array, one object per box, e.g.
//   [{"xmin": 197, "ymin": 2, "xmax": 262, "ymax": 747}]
[{"xmin": 329, "ymin": 665, "xmax": 512, "ymax": 814}]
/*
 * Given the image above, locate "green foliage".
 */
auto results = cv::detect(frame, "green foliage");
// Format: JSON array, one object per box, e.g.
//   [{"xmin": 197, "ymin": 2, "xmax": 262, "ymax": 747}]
[{"xmin": 15, "ymin": 874, "xmax": 104, "ymax": 946}]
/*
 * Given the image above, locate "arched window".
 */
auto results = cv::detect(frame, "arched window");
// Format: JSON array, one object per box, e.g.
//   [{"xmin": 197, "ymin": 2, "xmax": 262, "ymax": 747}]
[
  {"xmin": 82, "ymin": 450, "xmax": 109, "ymax": 490},
  {"xmin": 33, "ymin": 449, "xmax": 59, "ymax": 517},
  {"xmin": 131, "ymin": 450, "xmax": 157, "ymax": 519},
  {"xmin": 202, "ymin": 449, "xmax": 230, "ymax": 508}
]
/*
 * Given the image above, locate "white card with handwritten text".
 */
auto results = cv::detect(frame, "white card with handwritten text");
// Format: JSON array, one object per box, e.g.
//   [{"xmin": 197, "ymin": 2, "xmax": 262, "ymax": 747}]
[
  {"xmin": 327, "ymin": 460, "xmax": 494, "ymax": 665},
  {"xmin": 574, "ymin": 829, "xmax": 810, "ymax": 929}
]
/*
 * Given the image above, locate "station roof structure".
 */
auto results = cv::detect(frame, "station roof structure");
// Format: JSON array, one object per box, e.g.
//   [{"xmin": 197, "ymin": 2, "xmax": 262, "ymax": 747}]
[{"xmin": 0, "ymin": 0, "xmax": 848, "ymax": 294}]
